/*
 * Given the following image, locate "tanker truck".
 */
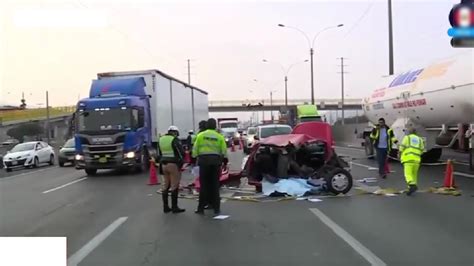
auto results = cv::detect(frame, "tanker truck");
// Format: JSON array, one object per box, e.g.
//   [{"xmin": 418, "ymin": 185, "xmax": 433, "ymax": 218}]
[{"xmin": 361, "ymin": 53, "xmax": 474, "ymax": 169}]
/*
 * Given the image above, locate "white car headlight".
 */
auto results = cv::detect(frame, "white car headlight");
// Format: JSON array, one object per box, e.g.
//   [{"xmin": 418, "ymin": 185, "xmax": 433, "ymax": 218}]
[
  {"xmin": 124, "ymin": 151, "xmax": 135, "ymax": 159},
  {"xmin": 75, "ymin": 154, "xmax": 84, "ymax": 161}
]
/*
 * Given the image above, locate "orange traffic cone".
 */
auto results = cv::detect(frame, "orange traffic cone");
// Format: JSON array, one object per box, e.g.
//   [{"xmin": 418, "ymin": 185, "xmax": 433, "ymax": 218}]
[
  {"xmin": 231, "ymin": 141, "xmax": 236, "ymax": 152},
  {"xmin": 443, "ymin": 159, "xmax": 455, "ymax": 188},
  {"xmin": 384, "ymin": 158, "xmax": 391, "ymax": 174},
  {"xmin": 148, "ymin": 160, "xmax": 160, "ymax": 186}
]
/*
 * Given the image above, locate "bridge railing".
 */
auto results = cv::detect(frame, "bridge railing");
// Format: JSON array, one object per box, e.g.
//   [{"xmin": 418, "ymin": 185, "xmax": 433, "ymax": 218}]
[
  {"xmin": 208, "ymin": 98, "xmax": 362, "ymax": 107},
  {"xmin": 0, "ymin": 106, "xmax": 76, "ymax": 124}
]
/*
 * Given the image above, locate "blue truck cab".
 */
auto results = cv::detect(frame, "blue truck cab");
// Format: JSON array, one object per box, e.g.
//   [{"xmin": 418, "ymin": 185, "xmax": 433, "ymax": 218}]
[{"xmin": 74, "ymin": 77, "xmax": 151, "ymax": 175}]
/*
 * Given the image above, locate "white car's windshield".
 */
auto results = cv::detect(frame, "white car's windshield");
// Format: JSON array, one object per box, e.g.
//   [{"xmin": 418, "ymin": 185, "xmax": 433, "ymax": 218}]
[
  {"xmin": 260, "ymin": 126, "xmax": 292, "ymax": 138},
  {"xmin": 247, "ymin": 128, "xmax": 257, "ymax": 135},
  {"xmin": 64, "ymin": 139, "xmax": 75, "ymax": 148},
  {"xmin": 10, "ymin": 143, "xmax": 35, "ymax": 152}
]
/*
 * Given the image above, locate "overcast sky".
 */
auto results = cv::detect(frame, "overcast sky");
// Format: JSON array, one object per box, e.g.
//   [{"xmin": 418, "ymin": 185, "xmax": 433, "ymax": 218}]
[{"xmin": 0, "ymin": 0, "xmax": 471, "ymax": 109}]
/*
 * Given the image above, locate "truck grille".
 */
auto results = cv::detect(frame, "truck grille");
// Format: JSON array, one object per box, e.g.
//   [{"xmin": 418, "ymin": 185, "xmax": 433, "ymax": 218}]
[{"xmin": 82, "ymin": 143, "xmax": 123, "ymax": 161}]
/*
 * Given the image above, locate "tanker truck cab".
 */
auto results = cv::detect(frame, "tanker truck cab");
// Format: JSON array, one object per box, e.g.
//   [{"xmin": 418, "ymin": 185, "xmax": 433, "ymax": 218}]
[{"xmin": 75, "ymin": 78, "xmax": 151, "ymax": 175}]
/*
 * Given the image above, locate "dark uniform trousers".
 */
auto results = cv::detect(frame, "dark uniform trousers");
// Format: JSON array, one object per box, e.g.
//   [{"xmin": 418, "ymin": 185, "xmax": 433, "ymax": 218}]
[{"xmin": 197, "ymin": 155, "xmax": 222, "ymax": 211}]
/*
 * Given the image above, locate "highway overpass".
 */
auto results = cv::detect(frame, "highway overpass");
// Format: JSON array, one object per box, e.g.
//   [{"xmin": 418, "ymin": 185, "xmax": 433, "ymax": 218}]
[{"xmin": 208, "ymin": 98, "xmax": 362, "ymax": 112}]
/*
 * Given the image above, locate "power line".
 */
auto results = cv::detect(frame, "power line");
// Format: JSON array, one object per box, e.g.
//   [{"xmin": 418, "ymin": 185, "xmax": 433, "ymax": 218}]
[{"xmin": 344, "ymin": 1, "xmax": 375, "ymax": 38}]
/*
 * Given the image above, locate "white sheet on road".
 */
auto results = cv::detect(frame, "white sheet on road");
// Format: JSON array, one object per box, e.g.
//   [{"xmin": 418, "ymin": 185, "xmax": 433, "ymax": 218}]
[{"xmin": 262, "ymin": 178, "xmax": 314, "ymax": 197}]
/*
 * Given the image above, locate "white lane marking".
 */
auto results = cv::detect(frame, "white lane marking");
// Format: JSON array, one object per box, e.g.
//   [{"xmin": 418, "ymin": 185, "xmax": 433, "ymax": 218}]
[
  {"xmin": 0, "ymin": 166, "xmax": 59, "ymax": 181},
  {"xmin": 351, "ymin": 162, "xmax": 373, "ymax": 169},
  {"xmin": 335, "ymin": 146, "xmax": 365, "ymax": 152},
  {"xmin": 454, "ymin": 171, "xmax": 474, "ymax": 178},
  {"xmin": 42, "ymin": 177, "xmax": 88, "ymax": 194},
  {"xmin": 67, "ymin": 217, "xmax": 128, "ymax": 266},
  {"xmin": 309, "ymin": 208, "xmax": 387, "ymax": 266}
]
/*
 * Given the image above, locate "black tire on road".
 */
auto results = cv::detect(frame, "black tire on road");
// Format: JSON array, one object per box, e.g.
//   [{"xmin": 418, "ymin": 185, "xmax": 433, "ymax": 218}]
[
  {"xmin": 33, "ymin": 157, "xmax": 39, "ymax": 168},
  {"xmin": 85, "ymin": 168, "xmax": 97, "ymax": 176},
  {"xmin": 421, "ymin": 148, "xmax": 442, "ymax": 163},
  {"xmin": 6, "ymin": 168, "xmax": 12, "ymax": 172},
  {"xmin": 470, "ymin": 148, "xmax": 474, "ymax": 171},
  {"xmin": 324, "ymin": 168, "xmax": 353, "ymax": 195},
  {"xmin": 364, "ymin": 137, "xmax": 374, "ymax": 159},
  {"xmin": 59, "ymin": 161, "xmax": 65, "ymax": 167},
  {"xmin": 135, "ymin": 148, "xmax": 149, "ymax": 173},
  {"xmin": 49, "ymin": 155, "xmax": 55, "ymax": 165}
]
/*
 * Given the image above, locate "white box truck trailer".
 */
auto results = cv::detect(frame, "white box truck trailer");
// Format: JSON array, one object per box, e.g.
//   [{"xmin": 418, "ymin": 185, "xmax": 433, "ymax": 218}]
[{"xmin": 97, "ymin": 69, "xmax": 209, "ymax": 143}]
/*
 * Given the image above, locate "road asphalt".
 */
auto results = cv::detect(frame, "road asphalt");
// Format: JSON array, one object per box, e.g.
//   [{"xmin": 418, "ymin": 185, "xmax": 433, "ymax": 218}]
[{"xmin": 1, "ymin": 147, "xmax": 473, "ymax": 266}]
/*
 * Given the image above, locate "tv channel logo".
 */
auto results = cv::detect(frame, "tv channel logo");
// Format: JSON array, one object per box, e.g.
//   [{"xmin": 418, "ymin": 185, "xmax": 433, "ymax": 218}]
[{"xmin": 448, "ymin": 0, "xmax": 474, "ymax": 47}]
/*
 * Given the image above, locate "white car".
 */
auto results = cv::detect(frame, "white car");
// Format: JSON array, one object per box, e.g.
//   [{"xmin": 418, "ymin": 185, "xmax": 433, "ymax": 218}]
[
  {"xmin": 3, "ymin": 141, "xmax": 56, "ymax": 172},
  {"xmin": 243, "ymin": 124, "xmax": 292, "ymax": 154}
]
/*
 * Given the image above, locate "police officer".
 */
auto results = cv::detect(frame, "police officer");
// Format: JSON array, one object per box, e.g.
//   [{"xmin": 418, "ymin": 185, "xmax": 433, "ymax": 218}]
[
  {"xmin": 186, "ymin": 130, "xmax": 195, "ymax": 150},
  {"xmin": 158, "ymin": 126, "xmax": 186, "ymax": 213},
  {"xmin": 370, "ymin": 118, "xmax": 398, "ymax": 178},
  {"xmin": 192, "ymin": 118, "xmax": 228, "ymax": 215},
  {"xmin": 399, "ymin": 127, "xmax": 425, "ymax": 196}
]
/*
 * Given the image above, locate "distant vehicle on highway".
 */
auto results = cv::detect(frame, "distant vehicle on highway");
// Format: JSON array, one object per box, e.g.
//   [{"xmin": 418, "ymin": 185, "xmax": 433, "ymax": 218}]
[
  {"xmin": 218, "ymin": 118, "xmax": 240, "ymax": 145},
  {"xmin": 243, "ymin": 127, "xmax": 257, "ymax": 154},
  {"xmin": 1, "ymin": 139, "xmax": 19, "ymax": 146},
  {"xmin": 58, "ymin": 138, "xmax": 76, "ymax": 167},
  {"xmin": 2, "ymin": 141, "xmax": 55, "ymax": 172}
]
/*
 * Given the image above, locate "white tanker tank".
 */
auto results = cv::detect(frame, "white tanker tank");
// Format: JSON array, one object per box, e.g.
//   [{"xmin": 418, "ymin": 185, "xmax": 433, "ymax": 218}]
[{"xmin": 361, "ymin": 53, "xmax": 474, "ymax": 167}]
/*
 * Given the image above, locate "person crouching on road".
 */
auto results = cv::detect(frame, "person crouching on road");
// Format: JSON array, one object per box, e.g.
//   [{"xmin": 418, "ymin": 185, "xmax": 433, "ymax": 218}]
[
  {"xmin": 158, "ymin": 126, "xmax": 186, "ymax": 213},
  {"xmin": 370, "ymin": 117, "xmax": 398, "ymax": 178},
  {"xmin": 399, "ymin": 127, "xmax": 425, "ymax": 196},
  {"xmin": 192, "ymin": 118, "xmax": 228, "ymax": 215}
]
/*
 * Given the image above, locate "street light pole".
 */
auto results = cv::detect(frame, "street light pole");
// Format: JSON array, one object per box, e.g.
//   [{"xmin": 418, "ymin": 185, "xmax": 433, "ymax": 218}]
[
  {"xmin": 310, "ymin": 48, "xmax": 315, "ymax": 104},
  {"xmin": 270, "ymin": 91, "xmax": 273, "ymax": 121},
  {"xmin": 278, "ymin": 23, "xmax": 343, "ymax": 104},
  {"xmin": 284, "ymin": 75, "xmax": 288, "ymax": 107},
  {"xmin": 46, "ymin": 91, "xmax": 50, "ymax": 143}
]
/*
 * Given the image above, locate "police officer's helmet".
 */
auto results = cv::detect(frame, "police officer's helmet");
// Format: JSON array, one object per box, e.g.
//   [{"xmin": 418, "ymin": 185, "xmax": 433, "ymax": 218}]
[
  {"xmin": 168, "ymin": 125, "xmax": 179, "ymax": 135},
  {"xmin": 188, "ymin": 130, "xmax": 194, "ymax": 134}
]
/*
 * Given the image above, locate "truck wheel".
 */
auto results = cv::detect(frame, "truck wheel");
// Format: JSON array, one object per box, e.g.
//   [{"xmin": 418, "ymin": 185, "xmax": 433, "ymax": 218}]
[
  {"xmin": 135, "ymin": 149, "xmax": 149, "ymax": 173},
  {"xmin": 85, "ymin": 168, "xmax": 97, "ymax": 176},
  {"xmin": 324, "ymin": 168, "xmax": 353, "ymax": 195},
  {"xmin": 49, "ymin": 155, "xmax": 55, "ymax": 166},
  {"xmin": 364, "ymin": 137, "xmax": 374, "ymax": 159}
]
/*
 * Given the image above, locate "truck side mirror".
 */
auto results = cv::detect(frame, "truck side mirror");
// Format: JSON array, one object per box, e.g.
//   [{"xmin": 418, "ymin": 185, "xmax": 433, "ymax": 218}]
[{"xmin": 254, "ymin": 136, "xmax": 259, "ymax": 141}]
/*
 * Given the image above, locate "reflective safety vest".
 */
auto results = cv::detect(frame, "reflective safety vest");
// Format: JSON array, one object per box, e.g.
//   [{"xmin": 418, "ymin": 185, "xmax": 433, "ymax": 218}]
[
  {"xmin": 191, "ymin": 134, "xmax": 197, "ymax": 145},
  {"xmin": 159, "ymin": 135, "xmax": 175, "ymax": 159},
  {"xmin": 192, "ymin": 129, "xmax": 227, "ymax": 158},
  {"xmin": 370, "ymin": 126, "xmax": 397, "ymax": 151},
  {"xmin": 400, "ymin": 134, "xmax": 424, "ymax": 164}
]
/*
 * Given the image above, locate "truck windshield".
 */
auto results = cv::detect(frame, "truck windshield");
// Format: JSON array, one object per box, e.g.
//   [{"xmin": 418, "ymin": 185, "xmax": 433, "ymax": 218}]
[
  {"xmin": 220, "ymin": 122, "xmax": 238, "ymax": 129},
  {"xmin": 78, "ymin": 108, "xmax": 134, "ymax": 133}
]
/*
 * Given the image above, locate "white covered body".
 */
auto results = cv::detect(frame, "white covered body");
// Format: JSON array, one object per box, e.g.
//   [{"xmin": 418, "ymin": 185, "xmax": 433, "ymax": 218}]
[
  {"xmin": 363, "ymin": 53, "xmax": 474, "ymax": 149},
  {"xmin": 97, "ymin": 70, "xmax": 209, "ymax": 142}
]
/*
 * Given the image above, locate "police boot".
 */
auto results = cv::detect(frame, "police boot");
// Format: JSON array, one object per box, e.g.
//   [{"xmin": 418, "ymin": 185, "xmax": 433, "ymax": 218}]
[
  {"xmin": 406, "ymin": 185, "xmax": 418, "ymax": 196},
  {"xmin": 171, "ymin": 189, "xmax": 185, "ymax": 213},
  {"xmin": 162, "ymin": 190, "xmax": 171, "ymax": 213}
]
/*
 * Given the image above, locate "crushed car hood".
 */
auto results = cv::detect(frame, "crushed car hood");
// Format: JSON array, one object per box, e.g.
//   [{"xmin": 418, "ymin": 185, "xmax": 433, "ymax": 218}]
[{"xmin": 258, "ymin": 134, "xmax": 323, "ymax": 147}]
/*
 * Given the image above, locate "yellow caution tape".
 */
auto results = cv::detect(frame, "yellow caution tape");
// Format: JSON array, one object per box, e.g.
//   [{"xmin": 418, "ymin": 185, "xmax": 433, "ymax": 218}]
[{"xmin": 427, "ymin": 187, "xmax": 462, "ymax": 196}]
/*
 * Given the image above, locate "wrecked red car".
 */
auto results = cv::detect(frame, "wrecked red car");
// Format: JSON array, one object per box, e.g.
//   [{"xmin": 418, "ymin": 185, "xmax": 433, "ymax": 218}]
[{"xmin": 242, "ymin": 122, "xmax": 353, "ymax": 195}]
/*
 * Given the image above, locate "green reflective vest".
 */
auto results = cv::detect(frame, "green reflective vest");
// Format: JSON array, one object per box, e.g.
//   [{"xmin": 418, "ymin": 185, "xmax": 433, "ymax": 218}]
[
  {"xmin": 192, "ymin": 129, "xmax": 227, "ymax": 157},
  {"xmin": 159, "ymin": 135, "xmax": 175, "ymax": 159},
  {"xmin": 370, "ymin": 127, "xmax": 398, "ymax": 151},
  {"xmin": 400, "ymin": 134, "xmax": 424, "ymax": 164},
  {"xmin": 191, "ymin": 134, "xmax": 197, "ymax": 145}
]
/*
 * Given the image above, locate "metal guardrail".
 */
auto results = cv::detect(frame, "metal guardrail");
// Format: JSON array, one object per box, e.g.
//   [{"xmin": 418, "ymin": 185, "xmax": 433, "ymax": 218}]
[
  {"xmin": 208, "ymin": 98, "xmax": 362, "ymax": 107},
  {"xmin": 0, "ymin": 106, "xmax": 76, "ymax": 124}
]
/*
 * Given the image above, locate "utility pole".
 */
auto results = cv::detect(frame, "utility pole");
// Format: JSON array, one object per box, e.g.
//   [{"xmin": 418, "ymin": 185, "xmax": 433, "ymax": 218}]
[
  {"xmin": 46, "ymin": 91, "xmax": 50, "ymax": 143},
  {"xmin": 284, "ymin": 75, "xmax": 288, "ymax": 107},
  {"xmin": 270, "ymin": 91, "xmax": 274, "ymax": 121},
  {"xmin": 310, "ymin": 48, "xmax": 315, "ymax": 104},
  {"xmin": 388, "ymin": 0, "xmax": 394, "ymax": 75},
  {"xmin": 337, "ymin": 57, "xmax": 348, "ymax": 125},
  {"xmin": 187, "ymin": 59, "xmax": 191, "ymax": 84}
]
